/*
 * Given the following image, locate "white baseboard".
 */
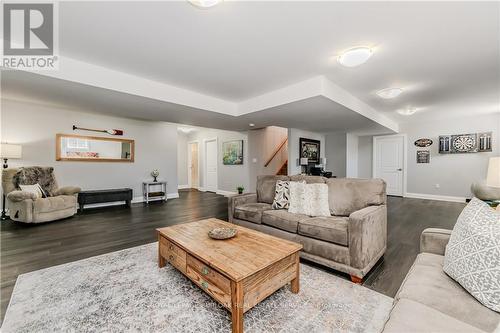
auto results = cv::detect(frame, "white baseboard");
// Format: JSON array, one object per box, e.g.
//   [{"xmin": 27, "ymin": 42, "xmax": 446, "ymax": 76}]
[
  {"xmin": 405, "ymin": 192, "xmax": 466, "ymax": 203},
  {"xmin": 178, "ymin": 184, "xmax": 189, "ymax": 190},
  {"xmin": 216, "ymin": 190, "xmax": 237, "ymax": 197},
  {"xmin": 81, "ymin": 192, "xmax": 179, "ymax": 209}
]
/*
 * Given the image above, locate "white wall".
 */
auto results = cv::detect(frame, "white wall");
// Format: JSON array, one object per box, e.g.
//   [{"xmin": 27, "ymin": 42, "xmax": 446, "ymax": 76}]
[
  {"xmin": 358, "ymin": 136, "xmax": 373, "ymax": 178},
  {"xmin": 1, "ymin": 99, "xmax": 179, "ymax": 202},
  {"xmin": 287, "ymin": 128, "xmax": 326, "ymax": 175},
  {"xmin": 185, "ymin": 127, "xmax": 249, "ymax": 194},
  {"xmin": 346, "ymin": 133, "xmax": 359, "ymax": 177},
  {"xmin": 325, "ymin": 132, "xmax": 346, "ymax": 177},
  {"xmin": 358, "ymin": 113, "xmax": 499, "ymax": 199},
  {"xmin": 177, "ymin": 132, "xmax": 188, "ymax": 187}
]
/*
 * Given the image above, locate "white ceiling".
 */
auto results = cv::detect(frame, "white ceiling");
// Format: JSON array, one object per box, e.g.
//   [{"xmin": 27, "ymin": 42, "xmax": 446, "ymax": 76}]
[
  {"xmin": 2, "ymin": 1, "xmax": 499, "ymax": 129},
  {"xmin": 1, "ymin": 70, "xmax": 390, "ymax": 134}
]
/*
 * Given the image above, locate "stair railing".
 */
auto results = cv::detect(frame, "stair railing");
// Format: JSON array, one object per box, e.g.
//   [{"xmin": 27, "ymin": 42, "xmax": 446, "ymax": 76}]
[{"xmin": 264, "ymin": 138, "xmax": 288, "ymax": 167}]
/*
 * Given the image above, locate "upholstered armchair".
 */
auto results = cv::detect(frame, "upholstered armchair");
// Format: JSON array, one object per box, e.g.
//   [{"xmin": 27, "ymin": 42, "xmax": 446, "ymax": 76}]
[{"xmin": 2, "ymin": 167, "xmax": 81, "ymax": 223}]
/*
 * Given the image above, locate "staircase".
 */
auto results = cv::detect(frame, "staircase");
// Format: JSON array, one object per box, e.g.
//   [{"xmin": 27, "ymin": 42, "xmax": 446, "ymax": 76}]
[
  {"xmin": 264, "ymin": 138, "xmax": 288, "ymax": 176},
  {"xmin": 276, "ymin": 161, "xmax": 288, "ymax": 175}
]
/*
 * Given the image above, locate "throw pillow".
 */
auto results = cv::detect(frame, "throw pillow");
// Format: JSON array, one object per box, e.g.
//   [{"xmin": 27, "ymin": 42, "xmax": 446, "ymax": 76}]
[
  {"xmin": 288, "ymin": 181, "xmax": 308, "ymax": 215},
  {"xmin": 272, "ymin": 180, "xmax": 291, "ymax": 209},
  {"xmin": 305, "ymin": 183, "xmax": 330, "ymax": 217},
  {"xmin": 19, "ymin": 184, "xmax": 44, "ymax": 199},
  {"xmin": 443, "ymin": 198, "xmax": 500, "ymax": 312}
]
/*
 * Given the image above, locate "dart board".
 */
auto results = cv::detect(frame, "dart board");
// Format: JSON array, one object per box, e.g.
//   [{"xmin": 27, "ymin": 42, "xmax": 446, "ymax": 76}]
[{"xmin": 452, "ymin": 135, "xmax": 476, "ymax": 152}]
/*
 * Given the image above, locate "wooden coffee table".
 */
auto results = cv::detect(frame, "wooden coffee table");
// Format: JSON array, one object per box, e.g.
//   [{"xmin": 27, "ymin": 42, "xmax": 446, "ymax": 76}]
[{"xmin": 157, "ymin": 218, "xmax": 303, "ymax": 333}]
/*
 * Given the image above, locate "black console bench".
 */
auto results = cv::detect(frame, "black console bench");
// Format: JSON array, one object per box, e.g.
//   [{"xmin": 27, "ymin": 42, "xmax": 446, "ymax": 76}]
[{"xmin": 78, "ymin": 188, "xmax": 133, "ymax": 212}]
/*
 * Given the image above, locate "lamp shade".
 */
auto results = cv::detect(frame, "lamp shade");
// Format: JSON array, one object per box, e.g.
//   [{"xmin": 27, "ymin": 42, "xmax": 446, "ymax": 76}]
[
  {"xmin": 0, "ymin": 144, "xmax": 22, "ymax": 159},
  {"xmin": 300, "ymin": 158, "xmax": 309, "ymax": 166},
  {"xmin": 486, "ymin": 157, "xmax": 500, "ymax": 188}
]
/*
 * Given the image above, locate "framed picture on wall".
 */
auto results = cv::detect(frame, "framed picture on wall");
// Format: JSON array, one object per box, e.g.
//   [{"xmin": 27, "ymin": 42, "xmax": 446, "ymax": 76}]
[
  {"xmin": 416, "ymin": 150, "xmax": 430, "ymax": 164},
  {"xmin": 222, "ymin": 140, "xmax": 243, "ymax": 165},
  {"xmin": 299, "ymin": 137, "xmax": 320, "ymax": 163}
]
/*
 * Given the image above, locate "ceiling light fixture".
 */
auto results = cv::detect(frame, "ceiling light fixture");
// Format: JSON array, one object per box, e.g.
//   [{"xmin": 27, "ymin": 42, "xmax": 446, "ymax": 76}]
[
  {"xmin": 337, "ymin": 47, "xmax": 373, "ymax": 67},
  {"xmin": 188, "ymin": 0, "xmax": 222, "ymax": 8},
  {"xmin": 249, "ymin": 123, "xmax": 255, "ymax": 127},
  {"xmin": 376, "ymin": 87, "xmax": 403, "ymax": 99},
  {"xmin": 178, "ymin": 127, "xmax": 195, "ymax": 133},
  {"xmin": 397, "ymin": 107, "xmax": 418, "ymax": 116}
]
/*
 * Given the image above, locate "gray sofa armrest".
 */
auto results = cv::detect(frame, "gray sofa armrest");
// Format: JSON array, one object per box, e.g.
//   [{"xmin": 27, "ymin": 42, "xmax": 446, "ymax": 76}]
[
  {"xmin": 228, "ymin": 193, "xmax": 257, "ymax": 223},
  {"xmin": 53, "ymin": 186, "xmax": 81, "ymax": 196},
  {"xmin": 420, "ymin": 228, "xmax": 452, "ymax": 255},
  {"xmin": 7, "ymin": 190, "xmax": 36, "ymax": 202},
  {"xmin": 348, "ymin": 205, "xmax": 387, "ymax": 273}
]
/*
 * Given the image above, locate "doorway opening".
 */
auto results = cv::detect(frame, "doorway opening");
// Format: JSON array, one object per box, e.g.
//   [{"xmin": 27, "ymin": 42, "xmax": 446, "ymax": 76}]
[{"xmin": 188, "ymin": 141, "xmax": 199, "ymax": 189}]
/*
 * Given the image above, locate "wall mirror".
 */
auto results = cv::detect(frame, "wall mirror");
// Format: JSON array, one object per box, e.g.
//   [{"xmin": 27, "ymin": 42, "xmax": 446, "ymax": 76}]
[{"xmin": 56, "ymin": 134, "xmax": 135, "ymax": 162}]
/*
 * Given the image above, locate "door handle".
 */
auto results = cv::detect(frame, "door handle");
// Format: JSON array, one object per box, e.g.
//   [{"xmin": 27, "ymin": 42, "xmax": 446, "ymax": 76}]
[{"xmin": 397, "ymin": 168, "xmax": 402, "ymax": 171}]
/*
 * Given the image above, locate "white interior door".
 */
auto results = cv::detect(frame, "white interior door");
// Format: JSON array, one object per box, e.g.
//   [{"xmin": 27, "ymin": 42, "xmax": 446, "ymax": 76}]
[
  {"xmin": 188, "ymin": 142, "xmax": 199, "ymax": 188},
  {"xmin": 374, "ymin": 135, "xmax": 405, "ymax": 196},
  {"xmin": 205, "ymin": 139, "xmax": 218, "ymax": 192}
]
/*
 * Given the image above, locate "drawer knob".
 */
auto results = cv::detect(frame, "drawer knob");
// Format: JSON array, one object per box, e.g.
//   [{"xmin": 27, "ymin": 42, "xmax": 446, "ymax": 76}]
[
  {"xmin": 169, "ymin": 245, "xmax": 174, "ymax": 250},
  {"xmin": 201, "ymin": 281, "xmax": 209, "ymax": 289},
  {"xmin": 201, "ymin": 266, "xmax": 210, "ymax": 275},
  {"xmin": 169, "ymin": 255, "xmax": 173, "ymax": 261}
]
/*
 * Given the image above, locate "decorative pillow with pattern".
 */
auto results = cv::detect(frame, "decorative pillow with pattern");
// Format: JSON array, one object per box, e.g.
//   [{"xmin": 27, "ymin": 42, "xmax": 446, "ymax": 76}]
[
  {"xmin": 288, "ymin": 181, "xmax": 308, "ymax": 215},
  {"xmin": 305, "ymin": 183, "xmax": 330, "ymax": 217},
  {"xmin": 272, "ymin": 180, "xmax": 291, "ymax": 209},
  {"xmin": 443, "ymin": 198, "xmax": 500, "ymax": 312}
]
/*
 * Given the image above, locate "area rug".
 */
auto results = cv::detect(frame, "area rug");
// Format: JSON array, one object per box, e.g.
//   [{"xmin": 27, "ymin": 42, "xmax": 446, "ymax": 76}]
[{"xmin": 2, "ymin": 243, "xmax": 393, "ymax": 333}]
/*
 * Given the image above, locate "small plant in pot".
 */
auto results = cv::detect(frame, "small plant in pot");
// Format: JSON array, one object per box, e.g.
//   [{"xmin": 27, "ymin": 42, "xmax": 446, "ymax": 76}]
[{"xmin": 236, "ymin": 186, "xmax": 244, "ymax": 195}]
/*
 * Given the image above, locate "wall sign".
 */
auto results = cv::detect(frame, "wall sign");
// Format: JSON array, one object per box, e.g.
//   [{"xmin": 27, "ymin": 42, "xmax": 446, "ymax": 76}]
[
  {"xmin": 416, "ymin": 150, "xmax": 430, "ymax": 163},
  {"xmin": 439, "ymin": 132, "xmax": 492, "ymax": 154},
  {"xmin": 414, "ymin": 138, "xmax": 433, "ymax": 147}
]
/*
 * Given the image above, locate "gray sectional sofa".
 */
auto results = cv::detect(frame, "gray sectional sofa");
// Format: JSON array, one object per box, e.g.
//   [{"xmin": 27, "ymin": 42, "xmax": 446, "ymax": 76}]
[
  {"xmin": 228, "ymin": 175, "xmax": 387, "ymax": 281},
  {"xmin": 383, "ymin": 228, "xmax": 500, "ymax": 332}
]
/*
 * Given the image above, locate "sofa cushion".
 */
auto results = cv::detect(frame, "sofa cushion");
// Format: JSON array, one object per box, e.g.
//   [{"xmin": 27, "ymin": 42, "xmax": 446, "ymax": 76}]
[
  {"xmin": 383, "ymin": 298, "xmax": 486, "ymax": 333},
  {"xmin": 298, "ymin": 216, "xmax": 349, "ymax": 246},
  {"xmin": 396, "ymin": 253, "xmax": 500, "ymax": 332},
  {"xmin": 272, "ymin": 180, "xmax": 291, "ymax": 210},
  {"xmin": 289, "ymin": 175, "xmax": 326, "ymax": 184},
  {"xmin": 297, "ymin": 235, "xmax": 350, "ymax": 265},
  {"xmin": 233, "ymin": 203, "xmax": 272, "ymax": 224},
  {"xmin": 256, "ymin": 175, "xmax": 289, "ymax": 204},
  {"xmin": 33, "ymin": 195, "xmax": 77, "ymax": 214},
  {"xmin": 262, "ymin": 210, "xmax": 309, "ymax": 233},
  {"xmin": 326, "ymin": 178, "xmax": 386, "ymax": 216}
]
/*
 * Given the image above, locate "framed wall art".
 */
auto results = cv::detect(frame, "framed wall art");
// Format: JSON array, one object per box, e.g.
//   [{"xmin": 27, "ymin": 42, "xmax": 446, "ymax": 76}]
[
  {"xmin": 439, "ymin": 132, "xmax": 492, "ymax": 154},
  {"xmin": 416, "ymin": 150, "xmax": 430, "ymax": 164},
  {"xmin": 222, "ymin": 140, "xmax": 243, "ymax": 165},
  {"xmin": 299, "ymin": 138, "xmax": 321, "ymax": 164}
]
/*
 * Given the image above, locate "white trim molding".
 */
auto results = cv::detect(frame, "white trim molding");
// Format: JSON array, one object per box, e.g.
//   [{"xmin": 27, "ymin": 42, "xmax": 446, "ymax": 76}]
[
  {"xmin": 216, "ymin": 190, "xmax": 238, "ymax": 197},
  {"xmin": 178, "ymin": 184, "xmax": 190, "ymax": 190},
  {"xmin": 405, "ymin": 192, "xmax": 467, "ymax": 203}
]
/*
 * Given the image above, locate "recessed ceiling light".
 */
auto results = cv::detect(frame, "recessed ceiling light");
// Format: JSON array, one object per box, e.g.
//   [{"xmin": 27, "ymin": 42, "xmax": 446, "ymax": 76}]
[
  {"xmin": 249, "ymin": 123, "xmax": 255, "ymax": 127},
  {"xmin": 178, "ymin": 127, "xmax": 195, "ymax": 133},
  {"xmin": 397, "ymin": 107, "xmax": 418, "ymax": 116},
  {"xmin": 377, "ymin": 88, "xmax": 403, "ymax": 99},
  {"xmin": 188, "ymin": 0, "xmax": 222, "ymax": 8},
  {"xmin": 337, "ymin": 47, "xmax": 373, "ymax": 67}
]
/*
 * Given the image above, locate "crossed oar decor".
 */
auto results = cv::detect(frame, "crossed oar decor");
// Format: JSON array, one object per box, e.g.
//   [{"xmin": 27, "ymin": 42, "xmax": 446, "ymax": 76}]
[{"xmin": 72, "ymin": 125, "xmax": 123, "ymax": 136}]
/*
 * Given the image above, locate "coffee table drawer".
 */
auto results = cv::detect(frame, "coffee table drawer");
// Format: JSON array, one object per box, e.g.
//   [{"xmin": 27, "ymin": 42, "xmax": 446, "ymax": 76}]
[
  {"xmin": 187, "ymin": 255, "xmax": 231, "ymax": 294},
  {"xmin": 186, "ymin": 264, "xmax": 231, "ymax": 309},
  {"xmin": 160, "ymin": 238, "xmax": 186, "ymax": 273}
]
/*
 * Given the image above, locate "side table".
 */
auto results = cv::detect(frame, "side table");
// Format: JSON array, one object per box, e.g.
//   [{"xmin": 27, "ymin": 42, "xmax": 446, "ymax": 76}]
[{"xmin": 143, "ymin": 181, "xmax": 167, "ymax": 203}]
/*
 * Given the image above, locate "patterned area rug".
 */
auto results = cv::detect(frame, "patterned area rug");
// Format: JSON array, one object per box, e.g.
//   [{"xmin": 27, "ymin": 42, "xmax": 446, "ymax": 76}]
[{"xmin": 2, "ymin": 243, "xmax": 393, "ymax": 332}]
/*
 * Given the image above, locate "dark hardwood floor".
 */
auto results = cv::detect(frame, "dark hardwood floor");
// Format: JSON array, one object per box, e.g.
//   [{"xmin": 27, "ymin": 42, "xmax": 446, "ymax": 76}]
[{"xmin": 0, "ymin": 190, "xmax": 465, "ymax": 322}]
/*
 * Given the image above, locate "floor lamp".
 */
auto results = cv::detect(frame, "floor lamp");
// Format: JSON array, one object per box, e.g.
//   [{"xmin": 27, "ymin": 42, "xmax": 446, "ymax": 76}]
[{"xmin": 1, "ymin": 143, "xmax": 22, "ymax": 220}]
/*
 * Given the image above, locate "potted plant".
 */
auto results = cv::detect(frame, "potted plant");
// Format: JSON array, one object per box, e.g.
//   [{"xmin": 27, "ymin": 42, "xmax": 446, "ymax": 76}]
[{"xmin": 236, "ymin": 186, "xmax": 244, "ymax": 195}]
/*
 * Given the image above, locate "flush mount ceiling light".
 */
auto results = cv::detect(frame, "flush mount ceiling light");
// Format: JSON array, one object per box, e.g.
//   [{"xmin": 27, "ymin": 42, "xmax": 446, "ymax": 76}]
[
  {"xmin": 249, "ymin": 123, "xmax": 255, "ymax": 127},
  {"xmin": 397, "ymin": 107, "xmax": 418, "ymax": 116},
  {"xmin": 337, "ymin": 47, "xmax": 373, "ymax": 67},
  {"xmin": 376, "ymin": 87, "xmax": 403, "ymax": 99},
  {"xmin": 188, "ymin": 0, "xmax": 222, "ymax": 8}
]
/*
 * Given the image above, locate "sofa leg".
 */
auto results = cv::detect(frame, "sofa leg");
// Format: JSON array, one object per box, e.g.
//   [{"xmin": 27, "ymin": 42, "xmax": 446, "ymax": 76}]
[{"xmin": 350, "ymin": 275, "xmax": 362, "ymax": 284}]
